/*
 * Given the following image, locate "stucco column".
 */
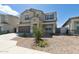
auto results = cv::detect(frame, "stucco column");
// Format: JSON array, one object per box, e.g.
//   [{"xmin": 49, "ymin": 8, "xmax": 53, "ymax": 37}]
[
  {"xmin": 53, "ymin": 23, "xmax": 56, "ymax": 34},
  {"xmin": 70, "ymin": 21, "xmax": 75, "ymax": 34},
  {"xmin": 16, "ymin": 27, "xmax": 18, "ymax": 33},
  {"xmin": 30, "ymin": 25, "xmax": 33, "ymax": 33}
]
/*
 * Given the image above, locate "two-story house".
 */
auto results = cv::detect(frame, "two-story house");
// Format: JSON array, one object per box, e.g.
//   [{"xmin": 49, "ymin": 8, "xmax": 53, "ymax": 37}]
[
  {"xmin": 62, "ymin": 16, "xmax": 79, "ymax": 35},
  {"xmin": 17, "ymin": 8, "xmax": 57, "ymax": 36},
  {"xmin": 0, "ymin": 14, "xmax": 19, "ymax": 33}
]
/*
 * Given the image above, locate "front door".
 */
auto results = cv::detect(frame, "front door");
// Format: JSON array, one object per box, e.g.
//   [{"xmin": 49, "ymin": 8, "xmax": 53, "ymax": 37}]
[{"xmin": 14, "ymin": 28, "xmax": 16, "ymax": 33}]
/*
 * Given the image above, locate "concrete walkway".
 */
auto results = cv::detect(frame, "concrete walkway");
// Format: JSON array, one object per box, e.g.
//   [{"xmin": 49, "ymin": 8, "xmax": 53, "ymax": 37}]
[
  {"xmin": 0, "ymin": 33, "xmax": 50, "ymax": 54},
  {"xmin": 0, "ymin": 33, "xmax": 18, "ymax": 40},
  {"xmin": 1, "ymin": 46, "xmax": 50, "ymax": 54}
]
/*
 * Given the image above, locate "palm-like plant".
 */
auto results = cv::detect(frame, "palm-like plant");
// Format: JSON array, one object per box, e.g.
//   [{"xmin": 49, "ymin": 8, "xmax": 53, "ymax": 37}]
[
  {"xmin": 33, "ymin": 27, "xmax": 43, "ymax": 43},
  {"xmin": 33, "ymin": 27, "xmax": 48, "ymax": 47}
]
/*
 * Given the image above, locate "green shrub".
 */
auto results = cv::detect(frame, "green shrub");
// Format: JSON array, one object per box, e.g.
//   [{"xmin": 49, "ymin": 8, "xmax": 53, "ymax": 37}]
[
  {"xmin": 33, "ymin": 27, "xmax": 43, "ymax": 43},
  {"xmin": 21, "ymin": 33, "xmax": 27, "ymax": 37},
  {"xmin": 37, "ymin": 40, "xmax": 48, "ymax": 47},
  {"xmin": 33, "ymin": 26, "xmax": 48, "ymax": 47},
  {"xmin": 0, "ymin": 31, "xmax": 9, "ymax": 35}
]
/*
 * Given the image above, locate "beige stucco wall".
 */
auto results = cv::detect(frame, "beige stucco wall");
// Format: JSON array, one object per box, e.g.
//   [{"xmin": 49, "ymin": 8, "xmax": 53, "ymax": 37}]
[
  {"xmin": 0, "ymin": 15, "xmax": 19, "ymax": 32},
  {"xmin": 62, "ymin": 18, "xmax": 79, "ymax": 35},
  {"xmin": 7, "ymin": 15, "xmax": 19, "ymax": 27},
  {"xmin": 1, "ymin": 24, "xmax": 13, "ymax": 32},
  {"xmin": 18, "ymin": 8, "xmax": 57, "ymax": 34}
]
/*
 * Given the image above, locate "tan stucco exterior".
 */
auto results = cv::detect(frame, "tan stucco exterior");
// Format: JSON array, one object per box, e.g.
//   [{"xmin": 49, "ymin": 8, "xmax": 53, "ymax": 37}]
[
  {"xmin": 0, "ymin": 14, "xmax": 19, "ymax": 33},
  {"xmin": 17, "ymin": 8, "xmax": 57, "ymax": 35},
  {"xmin": 0, "ymin": 8, "xmax": 57, "ymax": 36},
  {"xmin": 62, "ymin": 16, "xmax": 79, "ymax": 35}
]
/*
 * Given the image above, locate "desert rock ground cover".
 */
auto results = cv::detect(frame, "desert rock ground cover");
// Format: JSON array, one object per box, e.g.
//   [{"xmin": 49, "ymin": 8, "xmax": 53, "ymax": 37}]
[{"xmin": 12, "ymin": 36, "xmax": 79, "ymax": 54}]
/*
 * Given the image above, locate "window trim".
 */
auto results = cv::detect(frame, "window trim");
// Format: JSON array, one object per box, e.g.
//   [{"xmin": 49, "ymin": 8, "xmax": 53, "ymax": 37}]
[{"xmin": 25, "ymin": 15, "xmax": 29, "ymax": 20}]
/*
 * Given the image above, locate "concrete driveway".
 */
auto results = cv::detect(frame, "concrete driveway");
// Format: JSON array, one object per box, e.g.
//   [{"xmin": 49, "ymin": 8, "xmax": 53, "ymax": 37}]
[{"xmin": 0, "ymin": 33, "xmax": 50, "ymax": 54}]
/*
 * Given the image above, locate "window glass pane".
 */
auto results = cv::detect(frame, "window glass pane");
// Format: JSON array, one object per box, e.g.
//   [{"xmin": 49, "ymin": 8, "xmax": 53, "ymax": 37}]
[
  {"xmin": 18, "ymin": 26, "xmax": 30, "ymax": 33},
  {"xmin": 25, "ymin": 15, "xmax": 29, "ymax": 20},
  {"xmin": 45, "ymin": 14, "xmax": 54, "ymax": 20},
  {"xmin": 1, "ymin": 15, "xmax": 5, "ymax": 22},
  {"xmin": 77, "ymin": 26, "xmax": 79, "ymax": 30}
]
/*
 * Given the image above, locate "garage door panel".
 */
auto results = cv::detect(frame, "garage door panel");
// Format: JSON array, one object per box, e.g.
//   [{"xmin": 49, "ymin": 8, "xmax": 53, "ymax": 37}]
[{"xmin": 18, "ymin": 26, "xmax": 30, "ymax": 33}]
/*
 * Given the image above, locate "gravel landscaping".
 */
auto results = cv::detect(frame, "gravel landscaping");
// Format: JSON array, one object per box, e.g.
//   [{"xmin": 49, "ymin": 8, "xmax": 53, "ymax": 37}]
[{"xmin": 12, "ymin": 36, "xmax": 79, "ymax": 54}]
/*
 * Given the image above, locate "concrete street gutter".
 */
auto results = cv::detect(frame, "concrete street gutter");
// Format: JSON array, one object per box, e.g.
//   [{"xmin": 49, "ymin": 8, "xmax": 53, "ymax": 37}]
[{"xmin": 0, "ymin": 33, "xmax": 50, "ymax": 54}]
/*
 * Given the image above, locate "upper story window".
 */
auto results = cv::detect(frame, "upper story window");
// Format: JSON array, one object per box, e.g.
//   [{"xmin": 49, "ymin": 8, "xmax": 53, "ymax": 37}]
[
  {"xmin": 45, "ymin": 14, "xmax": 54, "ymax": 20},
  {"xmin": 1, "ymin": 15, "xmax": 5, "ymax": 22},
  {"xmin": 25, "ymin": 15, "xmax": 29, "ymax": 20},
  {"xmin": 36, "ymin": 14, "xmax": 39, "ymax": 17}
]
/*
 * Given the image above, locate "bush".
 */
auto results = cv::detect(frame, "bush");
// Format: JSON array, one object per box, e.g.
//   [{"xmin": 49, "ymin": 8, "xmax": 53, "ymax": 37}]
[
  {"xmin": 23, "ymin": 33, "xmax": 27, "ymax": 37},
  {"xmin": 33, "ymin": 26, "xmax": 48, "ymax": 47},
  {"xmin": 33, "ymin": 27, "xmax": 43, "ymax": 43},
  {"xmin": 0, "ymin": 31, "xmax": 9, "ymax": 35},
  {"xmin": 37, "ymin": 40, "xmax": 48, "ymax": 47},
  {"xmin": 19, "ymin": 33, "xmax": 27, "ymax": 37}
]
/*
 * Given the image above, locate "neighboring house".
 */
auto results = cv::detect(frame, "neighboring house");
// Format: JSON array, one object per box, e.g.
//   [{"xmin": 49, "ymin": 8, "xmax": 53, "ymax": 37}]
[
  {"xmin": 0, "ymin": 14, "xmax": 19, "ymax": 33},
  {"xmin": 62, "ymin": 16, "xmax": 79, "ymax": 35},
  {"xmin": 17, "ymin": 8, "xmax": 57, "ymax": 36}
]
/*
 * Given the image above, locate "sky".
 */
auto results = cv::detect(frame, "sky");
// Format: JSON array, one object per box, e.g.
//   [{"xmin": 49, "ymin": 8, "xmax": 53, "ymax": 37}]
[{"xmin": 0, "ymin": 4, "xmax": 79, "ymax": 27}]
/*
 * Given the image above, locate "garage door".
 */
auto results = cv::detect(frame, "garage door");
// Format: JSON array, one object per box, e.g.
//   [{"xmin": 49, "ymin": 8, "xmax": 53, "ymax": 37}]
[{"xmin": 18, "ymin": 26, "xmax": 30, "ymax": 33}]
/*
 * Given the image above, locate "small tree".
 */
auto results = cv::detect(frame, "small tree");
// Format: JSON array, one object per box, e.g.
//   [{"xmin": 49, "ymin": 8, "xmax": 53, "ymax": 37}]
[
  {"xmin": 33, "ymin": 27, "xmax": 48, "ymax": 47},
  {"xmin": 33, "ymin": 27, "xmax": 43, "ymax": 43}
]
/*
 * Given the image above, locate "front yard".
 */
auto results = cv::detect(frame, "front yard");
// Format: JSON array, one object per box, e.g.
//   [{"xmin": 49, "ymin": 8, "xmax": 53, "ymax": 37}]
[{"xmin": 12, "ymin": 36, "xmax": 79, "ymax": 54}]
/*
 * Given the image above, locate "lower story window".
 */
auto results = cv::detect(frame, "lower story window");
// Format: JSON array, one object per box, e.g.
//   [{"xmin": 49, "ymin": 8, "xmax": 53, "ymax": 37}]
[
  {"xmin": 45, "ymin": 27, "xmax": 52, "ymax": 33},
  {"xmin": 77, "ymin": 26, "xmax": 79, "ymax": 30}
]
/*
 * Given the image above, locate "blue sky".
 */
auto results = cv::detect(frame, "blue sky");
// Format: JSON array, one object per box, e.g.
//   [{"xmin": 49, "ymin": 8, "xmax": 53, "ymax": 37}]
[{"xmin": 0, "ymin": 4, "xmax": 79, "ymax": 27}]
